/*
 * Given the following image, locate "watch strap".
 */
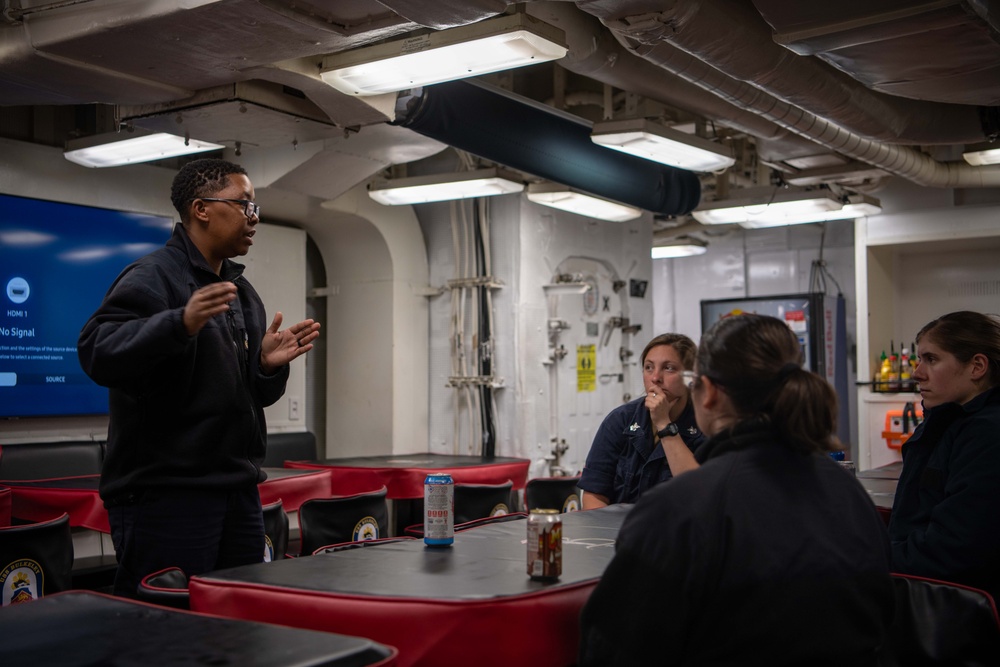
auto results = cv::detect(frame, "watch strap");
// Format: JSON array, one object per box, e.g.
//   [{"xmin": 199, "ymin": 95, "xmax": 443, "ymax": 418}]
[{"xmin": 656, "ymin": 423, "xmax": 680, "ymax": 438}]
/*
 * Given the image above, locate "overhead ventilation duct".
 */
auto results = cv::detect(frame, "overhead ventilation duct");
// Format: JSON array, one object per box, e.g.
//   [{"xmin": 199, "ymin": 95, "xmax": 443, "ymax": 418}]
[
  {"xmin": 589, "ymin": 10, "xmax": 1000, "ymax": 188},
  {"xmin": 395, "ymin": 80, "xmax": 700, "ymax": 216},
  {"xmin": 588, "ymin": 0, "xmax": 995, "ymax": 145}
]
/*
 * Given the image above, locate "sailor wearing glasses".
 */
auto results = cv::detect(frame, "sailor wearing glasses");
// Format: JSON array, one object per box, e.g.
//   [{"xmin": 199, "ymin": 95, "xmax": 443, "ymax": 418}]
[{"xmin": 79, "ymin": 158, "xmax": 320, "ymax": 597}]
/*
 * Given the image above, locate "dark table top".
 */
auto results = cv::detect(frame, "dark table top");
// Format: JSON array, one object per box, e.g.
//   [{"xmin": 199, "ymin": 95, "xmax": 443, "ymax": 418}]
[
  {"xmin": 856, "ymin": 462, "xmax": 901, "ymax": 509},
  {"xmin": 858, "ymin": 477, "xmax": 897, "ymax": 509},
  {"xmin": 298, "ymin": 452, "xmax": 529, "ymax": 470},
  {"xmin": 0, "ymin": 591, "xmax": 395, "ymax": 666},
  {"xmin": 197, "ymin": 504, "xmax": 628, "ymax": 599},
  {"xmin": 190, "ymin": 505, "xmax": 630, "ymax": 667},
  {"xmin": 287, "ymin": 452, "xmax": 532, "ymax": 498},
  {"xmin": 1, "ymin": 474, "xmax": 101, "ymax": 490},
  {"xmin": 857, "ymin": 461, "xmax": 902, "ymax": 480},
  {"xmin": 3, "ymin": 467, "xmax": 325, "ymax": 489},
  {"xmin": 3, "ymin": 467, "xmax": 332, "ymax": 530}
]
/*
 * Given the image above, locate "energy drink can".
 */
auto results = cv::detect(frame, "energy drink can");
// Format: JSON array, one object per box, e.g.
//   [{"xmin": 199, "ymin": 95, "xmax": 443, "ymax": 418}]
[
  {"xmin": 527, "ymin": 509, "xmax": 562, "ymax": 580},
  {"xmin": 424, "ymin": 473, "xmax": 454, "ymax": 546}
]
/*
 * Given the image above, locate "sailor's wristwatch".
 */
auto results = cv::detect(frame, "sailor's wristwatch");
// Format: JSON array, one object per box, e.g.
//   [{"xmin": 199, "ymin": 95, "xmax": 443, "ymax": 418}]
[{"xmin": 656, "ymin": 422, "xmax": 680, "ymax": 438}]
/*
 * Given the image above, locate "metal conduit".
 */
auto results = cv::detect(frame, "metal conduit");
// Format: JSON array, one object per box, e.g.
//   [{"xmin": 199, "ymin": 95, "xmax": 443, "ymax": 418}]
[
  {"xmin": 525, "ymin": 2, "xmax": 820, "ymax": 158},
  {"xmin": 581, "ymin": 0, "xmax": 993, "ymax": 145},
  {"xmin": 602, "ymin": 21, "xmax": 1000, "ymax": 188}
]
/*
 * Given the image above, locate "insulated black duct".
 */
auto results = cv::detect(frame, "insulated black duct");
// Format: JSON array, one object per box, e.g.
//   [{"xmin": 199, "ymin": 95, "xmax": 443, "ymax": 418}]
[{"xmin": 395, "ymin": 80, "xmax": 701, "ymax": 216}]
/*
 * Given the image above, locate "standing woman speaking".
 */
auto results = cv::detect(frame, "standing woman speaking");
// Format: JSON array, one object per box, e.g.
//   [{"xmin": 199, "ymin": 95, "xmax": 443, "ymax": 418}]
[{"xmin": 579, "ymin": 314, "xmax": 893, "ymax": 666}]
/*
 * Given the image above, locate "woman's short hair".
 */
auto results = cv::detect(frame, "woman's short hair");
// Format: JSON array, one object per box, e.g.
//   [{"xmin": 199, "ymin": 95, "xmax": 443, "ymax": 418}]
[
  {"xmin": 916, "ymin": 311, "xmax": 1000, "ymax": 388},
  {"xmin": 170, "ymin": 158, "xmax": 248, "ymax": 221},
  {"xmin": 640, "ymin": 333, "xmax": 697, "ymax": 370},
  {"xmin": 697, "ymin": 314, "xmax": 840, "ymax": 454}
]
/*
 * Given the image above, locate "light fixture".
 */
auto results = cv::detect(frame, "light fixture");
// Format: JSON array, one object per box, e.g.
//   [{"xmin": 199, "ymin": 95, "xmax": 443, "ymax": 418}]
[
  {"xmin": 367, "ymin": 167, "xmax": 524, "ymax": 205},
  {"xmin": 591, "ymin": 119, "xmax": 736, "ymax": 173},
  {"xmin": 64, "ymin": 130, "xmax": 224, "ymax": 168},
  {"xmin": 692, "ymin": 188, "xmax": 881, "ymax": 228},
  {"xmin": 651, "ymin": 237, "xmax": 708, "ymax": 259},
  {"xmin": 962, "ymin": 145, "xmax": 1000, "ymax": 166},
  {"xmin": 320, "ymin": 12, "xmax": 567, "ymax": 96},
  {"xmin": 526, "ymin": 183, "xmax": 643, "ymax": 222}
]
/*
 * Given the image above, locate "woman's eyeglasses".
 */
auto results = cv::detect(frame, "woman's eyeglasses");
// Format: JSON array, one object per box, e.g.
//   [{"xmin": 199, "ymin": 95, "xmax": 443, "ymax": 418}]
[
  {"xmin": 197, "ymin": 197, "xmax": 260, "ymax": 220},
  {"xmin": 681, "ymin": 370, "xmax": 699, "ymax": 390}
]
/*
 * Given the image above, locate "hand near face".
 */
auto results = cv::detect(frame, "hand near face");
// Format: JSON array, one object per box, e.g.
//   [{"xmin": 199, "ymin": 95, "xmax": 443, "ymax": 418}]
[
  {"xmin": 645, "ymin": 387, "xmax": 680, "ymax": 431},
  {"xmin": 184, "ymin": 282, "xmax": 238, "ymax": 336},
  {"xmin": 260, "ymin": 311, "xmax": 321, "ymax": 374}
]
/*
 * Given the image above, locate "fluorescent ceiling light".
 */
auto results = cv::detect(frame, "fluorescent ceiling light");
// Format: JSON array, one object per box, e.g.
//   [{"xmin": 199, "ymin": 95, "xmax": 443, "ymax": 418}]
[
  {"xmin": 368, "ymin": 168, "xmax": 524, "ymax": 205},
  {"xmin": 692, "ymin": 188, "xmax": 881, "ymax": 228},
  {"xmin": 651, "ymin": 237, "xmax": 708, "ymax": 259},
  {"xmin": 526, "ymin": 183, "xmax": 643, "ymax": 222},
  {"xmin": 962, "ymin": 146, "xmax": 1000, "ymax": 166},
  {"xmin": 320, "ymin": 13, "xmax": 567, "ymax": 96},
  {"xmin": 64, "ymin": 130, "xmax": 223, "ymax": 168},
  {"xmin": 591, "ymin": 119, "xmax": 736, "ymax": 173}
]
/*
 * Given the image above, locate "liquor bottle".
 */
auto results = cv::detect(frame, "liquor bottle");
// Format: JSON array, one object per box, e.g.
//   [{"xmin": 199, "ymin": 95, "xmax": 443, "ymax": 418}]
[
  {"xmin": 900, "ymin": 347, "xmax": 913, "ymax": 392},
  {"xmin": 887, "ymin": 354, "xmax": 900, "ymax": 392},
  {"xmin": 877, "ymin": 350, "xmax": 890, "ymax": 392}
]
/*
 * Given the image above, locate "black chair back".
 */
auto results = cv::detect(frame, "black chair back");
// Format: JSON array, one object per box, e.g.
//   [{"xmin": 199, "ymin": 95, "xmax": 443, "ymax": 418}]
[
  {"xmin": 454, "ymin": 479, "xmax": 513, "ymax": 524},
  {"xmin": 297, "ymin": 486, "xmax": 389, "ymax": 557},
  {"xmin": 525, "ymin": 476, "xmax": 581, "ymax": 513},
  {"xmin": 136, "ymin": 567, "xmax": 190, "ymax": 609},
  {"xmin": 878, "ymin": 573, "xmax": 1000, "ymax": 666},
  {"xmin": 262, "ymin": 499, "xmax": 289, "ymax": 561},
  {"xmin": 0, "ymin": 442, "xmax": 103, "ymax": 480},
  {"xmin": 262, "ymin": 432, "xmax": 317, "ymax": 467},
  {"xmin": 0, "ymin": 513, "xmax": 73, "ymax": 605}
]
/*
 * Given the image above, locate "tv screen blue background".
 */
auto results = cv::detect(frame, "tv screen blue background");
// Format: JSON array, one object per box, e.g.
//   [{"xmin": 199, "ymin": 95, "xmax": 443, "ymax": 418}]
[{"xmin": 0, "ymin": 193, "xmax": 173, "ymax": 418}]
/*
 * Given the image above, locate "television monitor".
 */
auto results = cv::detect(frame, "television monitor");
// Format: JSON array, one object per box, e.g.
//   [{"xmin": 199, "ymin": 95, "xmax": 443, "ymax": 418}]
[{"xmin": 0, "ymin": 193, "xmax": 173, "ymax": 418}]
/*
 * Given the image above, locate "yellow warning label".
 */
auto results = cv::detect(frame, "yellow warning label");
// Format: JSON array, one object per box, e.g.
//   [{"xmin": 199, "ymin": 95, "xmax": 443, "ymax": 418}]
[{"xmin": 577, "ymin": 344, "xmax": 596, "ymax": 392}]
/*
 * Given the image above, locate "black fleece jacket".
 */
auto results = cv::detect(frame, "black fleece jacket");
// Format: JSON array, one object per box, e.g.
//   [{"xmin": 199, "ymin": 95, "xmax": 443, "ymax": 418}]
[
  {"xmin": 889, "ymin": 386, "xmax": 1000, "ymax": 601},
  {"xmin": 78, "ymin": 224, "xmax": 288, "ymax": 501},
  {"xmin": 580, "ymin": 422, "xmax": 893, "ymax": 666}
]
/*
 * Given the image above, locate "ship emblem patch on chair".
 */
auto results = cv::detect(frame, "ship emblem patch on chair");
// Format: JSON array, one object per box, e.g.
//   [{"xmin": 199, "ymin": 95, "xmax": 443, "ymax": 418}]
[{"xmin": 1, "ymin": 559, "xmax": 43, "ymax": 606}]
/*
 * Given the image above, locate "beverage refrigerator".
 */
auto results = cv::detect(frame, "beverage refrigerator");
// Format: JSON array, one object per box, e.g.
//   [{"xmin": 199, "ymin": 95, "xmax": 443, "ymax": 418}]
[{"xmin": 700, "ymin": 293, "xmax": 850, "ymax": 442}]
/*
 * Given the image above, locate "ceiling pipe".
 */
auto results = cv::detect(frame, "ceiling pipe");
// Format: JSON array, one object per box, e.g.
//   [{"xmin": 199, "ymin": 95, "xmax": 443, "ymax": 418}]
[
  {"xmin": 594, "ymin": 14, "xmax": 1000, "ymax": 188},
  {"xmin": 523, "ymin": 2, "xmax": 822, "ymax": 162},
  {"xmin": 378, "ymin": 0, "xmax": 826, "ymax": 162},
  {"xmin": 579, "ymin": 0, "xmax": 994, "ymax": 145}
]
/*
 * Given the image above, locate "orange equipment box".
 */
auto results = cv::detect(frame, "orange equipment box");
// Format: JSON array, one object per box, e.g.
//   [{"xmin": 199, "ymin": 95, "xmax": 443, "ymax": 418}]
[{"xmin": 882, "ymin": 402, "xmax": 923, "ymax": 450}]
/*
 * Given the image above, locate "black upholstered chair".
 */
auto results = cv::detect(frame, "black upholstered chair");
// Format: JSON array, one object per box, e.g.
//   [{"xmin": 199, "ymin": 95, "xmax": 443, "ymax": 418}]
[
  {"xmin": 136, "ymin": 567, "xmax": 190, "ymax": 610},
  {"xmin": 262, "ymin": 498, "xmax": 289, "ymax": 562},
  {"xmin": 877, "ymin": 573, "xmax": 1000, "ymax": 666},
  {"xmin": 525, "ymin": 476, "xmax": 582, "ymax": 513},
  {"xmin": 0, "ymin": 512, "xmax": 73, "ymax": 603},
  {"xmin": 454, "ymin": 479, "xmax": 513, "ymax": 524},
  {"xmin": 262, "ymin": 432, "xmax": 318, "ymax": 467},
  {"xmin": 0, "ymin": 442, "xmax": 103, "ymax": 480},
  {"xmin": 297, "ymin": 486, "xmax": 389, "ymax": 557}
]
